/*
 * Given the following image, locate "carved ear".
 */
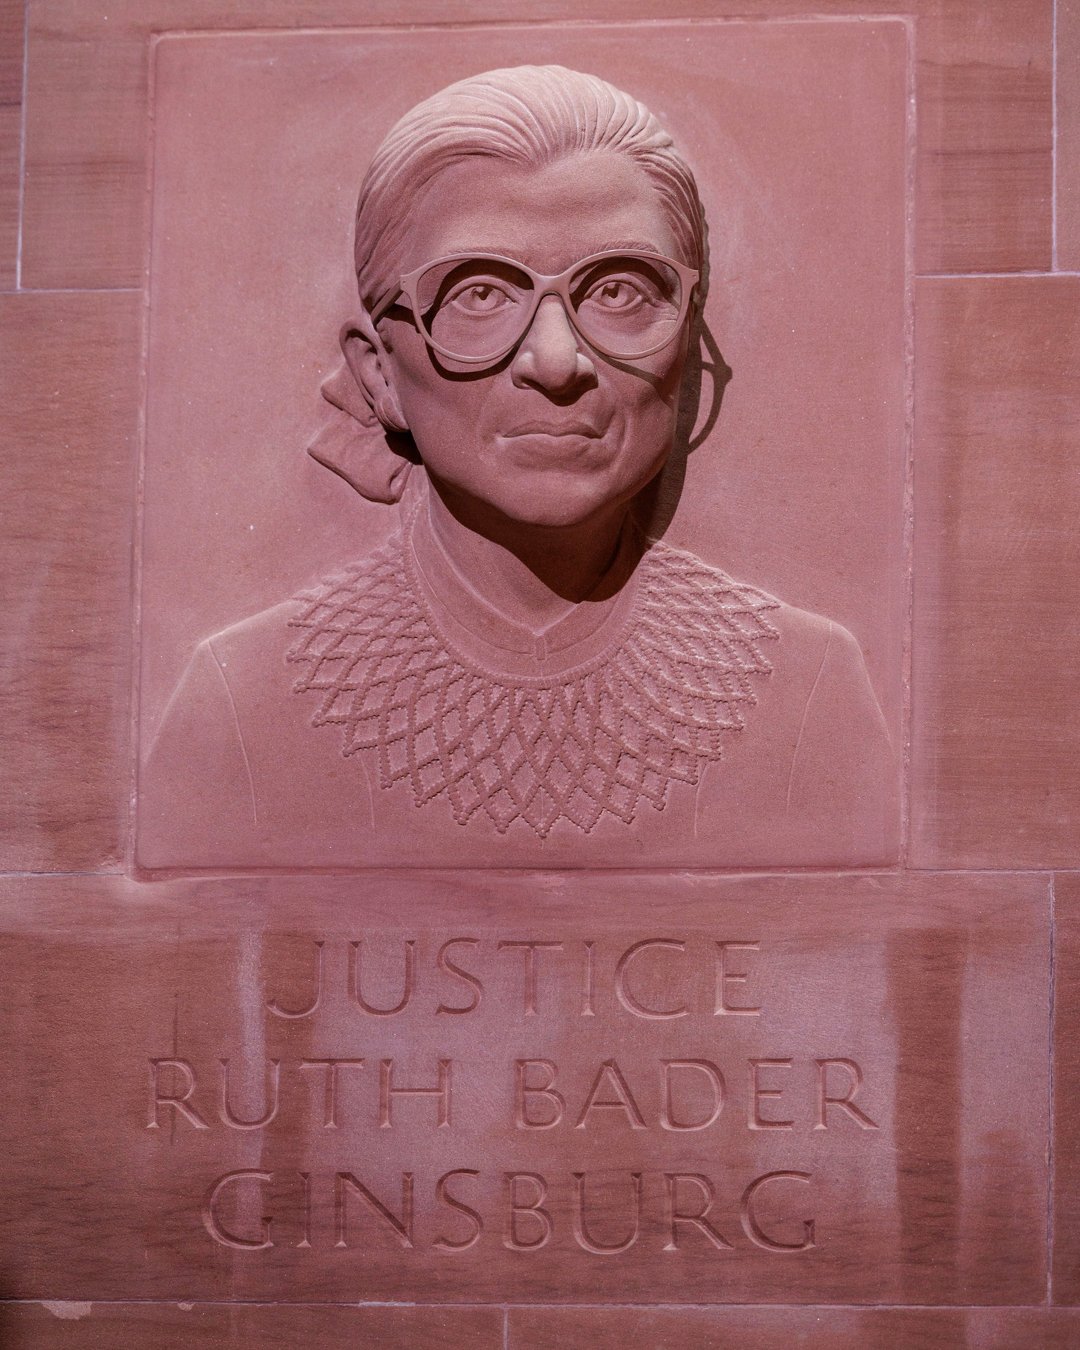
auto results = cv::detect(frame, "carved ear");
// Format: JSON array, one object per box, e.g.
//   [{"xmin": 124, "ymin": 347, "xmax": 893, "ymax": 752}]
[{"xmin": 340, "ymin": 311, "xmax": 409, "ymax": 434}]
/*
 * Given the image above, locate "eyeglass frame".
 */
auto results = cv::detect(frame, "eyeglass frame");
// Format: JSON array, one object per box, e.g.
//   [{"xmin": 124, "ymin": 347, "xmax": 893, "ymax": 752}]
[{"xmin": 368, "ymin": 248, "xmax": 701, "ymax": 368}]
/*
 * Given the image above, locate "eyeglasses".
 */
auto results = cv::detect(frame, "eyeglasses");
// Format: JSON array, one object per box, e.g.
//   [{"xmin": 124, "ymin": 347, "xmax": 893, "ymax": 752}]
[{"xmin": 370, "ymin": 250, "xmax": 700, "ymax": 367}]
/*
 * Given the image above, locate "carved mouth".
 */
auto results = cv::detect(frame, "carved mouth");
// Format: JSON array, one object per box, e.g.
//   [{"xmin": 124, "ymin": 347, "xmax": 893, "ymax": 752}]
[{"xmin": 502, "ymin": 421, "xmax": 603, "ymax": 438}]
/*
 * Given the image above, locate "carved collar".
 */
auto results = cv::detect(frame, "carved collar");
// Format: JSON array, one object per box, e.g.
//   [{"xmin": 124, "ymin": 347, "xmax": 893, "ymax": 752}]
[{"xmin": 287, "ymin": 510, "xmax": 781, "ymax": 838}]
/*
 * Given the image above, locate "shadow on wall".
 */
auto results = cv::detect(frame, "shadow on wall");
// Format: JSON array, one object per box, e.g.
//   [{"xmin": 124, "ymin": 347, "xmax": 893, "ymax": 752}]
[{"xmin": 637, "ymin": 317, "xmax": 732, "ymax": 542}]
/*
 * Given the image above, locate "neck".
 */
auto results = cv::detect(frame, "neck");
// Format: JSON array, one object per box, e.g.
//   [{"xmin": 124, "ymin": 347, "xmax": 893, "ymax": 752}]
[{"xmin": 422, "ymin": 478, "xmax": 640, "ymax": 634}]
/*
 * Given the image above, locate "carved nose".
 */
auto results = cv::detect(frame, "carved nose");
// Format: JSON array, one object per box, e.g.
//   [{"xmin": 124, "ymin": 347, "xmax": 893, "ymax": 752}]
[{"xmin": 510, "ymin": 295, "xmax": 597, "ymax": 395}]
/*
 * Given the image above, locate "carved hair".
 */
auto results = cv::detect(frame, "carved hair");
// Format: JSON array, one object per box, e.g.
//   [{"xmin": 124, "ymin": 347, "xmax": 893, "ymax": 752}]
[{"xmin": 354, "ymin": 64, "xmax": 707, "ymax": 311}]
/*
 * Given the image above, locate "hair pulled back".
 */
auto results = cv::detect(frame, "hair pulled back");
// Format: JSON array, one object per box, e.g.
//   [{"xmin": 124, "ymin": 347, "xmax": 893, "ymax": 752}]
[{"xmin": 354, "ymin": 64, "xmax": 707, "ymax": 313}]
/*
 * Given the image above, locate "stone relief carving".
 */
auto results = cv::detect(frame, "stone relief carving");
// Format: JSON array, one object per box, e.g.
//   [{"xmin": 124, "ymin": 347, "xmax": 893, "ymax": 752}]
[{"xmin": 138, "ymin": 65, "xmax": 896, "ymax": 869}]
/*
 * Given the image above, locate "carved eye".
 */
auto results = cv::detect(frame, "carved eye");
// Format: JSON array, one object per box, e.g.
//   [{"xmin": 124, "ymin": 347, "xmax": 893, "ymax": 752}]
[
  {"xmin": 445, "ymin": 281, "xmax": 517, "ymax": 315},
  {"xmin": 586, "ymin": 277, "xmax": 649, "ymax": 311}
]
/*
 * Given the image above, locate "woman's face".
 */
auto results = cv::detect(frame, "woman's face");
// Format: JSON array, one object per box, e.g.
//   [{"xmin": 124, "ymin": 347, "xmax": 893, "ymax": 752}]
[{"xmin": 376, "ymin": 151, "xmax": 693, "ymax": 531}]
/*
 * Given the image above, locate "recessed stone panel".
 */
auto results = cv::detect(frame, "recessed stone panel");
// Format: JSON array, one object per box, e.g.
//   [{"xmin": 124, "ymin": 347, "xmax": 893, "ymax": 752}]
[{"xmin": 135, "ymin": 21, "xmax": 907, "ymax": 872}]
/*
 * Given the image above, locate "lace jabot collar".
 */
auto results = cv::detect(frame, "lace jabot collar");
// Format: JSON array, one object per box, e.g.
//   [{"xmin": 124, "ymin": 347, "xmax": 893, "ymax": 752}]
[{"xmin": 287, "ymin": 515, "xmax": 781, "ymax": 838}]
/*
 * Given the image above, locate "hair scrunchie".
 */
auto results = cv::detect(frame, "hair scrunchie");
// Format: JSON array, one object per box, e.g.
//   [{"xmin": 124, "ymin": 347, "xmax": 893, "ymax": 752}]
[{"xmin": 306, "ymin": 329, "xmax": 414, "ymax": 505}]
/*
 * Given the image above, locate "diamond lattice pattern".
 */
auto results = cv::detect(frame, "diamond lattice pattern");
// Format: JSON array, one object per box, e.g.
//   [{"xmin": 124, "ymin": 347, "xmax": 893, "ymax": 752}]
[{"xmin": 288, "ymin": 534, "xmax": 780, "ymax": 837}]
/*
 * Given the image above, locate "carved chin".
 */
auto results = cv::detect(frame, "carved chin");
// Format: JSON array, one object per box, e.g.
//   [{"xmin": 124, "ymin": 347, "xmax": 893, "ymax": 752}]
[{"xmin": 471, "ymin": 478, "xmax": 657, "ymax": 530}]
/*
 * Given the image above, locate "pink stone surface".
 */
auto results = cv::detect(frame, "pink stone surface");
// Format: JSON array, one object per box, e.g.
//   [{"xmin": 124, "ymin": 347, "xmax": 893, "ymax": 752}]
[
  {"xmin": 911, "ymin": 278, "xmax": 1080, "ymax": 868},
  {"xmin": 0, "ymin": 1303, "xmax": 503, "ymax": 1348},
  {"xmin": 0, "ymin": 0, "xmax": 20, "ymax": 288},
  {"xmin": 0, "ymin": 871, "xmax": 1048, "ymax": 1304},
  {"xmin": 6, "ymin": 1302, "xmax": 1080, "ymax": 1348},
  {"xmin": 0, "ymin": 292, "xmax": 142, "ymax": 871},
  {"xmin": 509, "ymin": 1306, "xmax": 1080, "ymax": 1349},
  {"xmin": 136, "ymin": 24, "xmax": 907, "ymax": 870},
  {"xmin": 4, "ymin": 0, "xmax": 1075, "ymax": 1330},
  {"xmin": 1053, "ymin": 871, "xmax": 1080, "ymax": 1302},
  {"xmin": 1059, "ymin": 0, "xmax": 1080, "ymax": 269},
  {"xmin": 19, "ymin": 2, "xmax": 1056, "ymax": 288},
  {"xmin": 914, "ymin": 0, "xmax": 1053, "ymax": 274}
]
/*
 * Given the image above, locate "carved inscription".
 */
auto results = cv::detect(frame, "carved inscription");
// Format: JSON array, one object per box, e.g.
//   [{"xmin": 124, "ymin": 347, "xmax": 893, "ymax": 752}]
[
  {"xmin": 197, "ymin": 1166, "xmax": 817, "ymax": 1255},
  {"xmin": 144, "ymin": 933, "xmax": 880, "ymax": 1259},
  {"xmin": 149, "ymin": 1053, "xmax": 871, "ymax": 1137},
  {"xmin": 255, "ymin": 935, "xmax": 770, "ymax": 1020}
]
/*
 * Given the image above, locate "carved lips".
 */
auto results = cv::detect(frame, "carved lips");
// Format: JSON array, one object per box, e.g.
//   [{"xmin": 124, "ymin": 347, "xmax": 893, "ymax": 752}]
[
  {"xmin": 498, "ymin": 416, "xmax": 610, "ymax": 467},
  {"xmin": 501, "ymin": 419, "xmax": 604, "ymax": 439}
]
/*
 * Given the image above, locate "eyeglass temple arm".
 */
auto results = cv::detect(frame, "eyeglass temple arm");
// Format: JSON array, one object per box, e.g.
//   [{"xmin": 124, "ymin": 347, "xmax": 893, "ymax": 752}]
[{"xmin": 368, "ymin": 291, "xmax": 399, "ymax": 325}]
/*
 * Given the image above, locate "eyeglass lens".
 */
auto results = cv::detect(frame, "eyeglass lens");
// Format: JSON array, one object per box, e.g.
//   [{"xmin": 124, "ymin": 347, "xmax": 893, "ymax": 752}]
[{"xmin": 413, "ymin": 255, "xmax": 685, "ymax": 362}]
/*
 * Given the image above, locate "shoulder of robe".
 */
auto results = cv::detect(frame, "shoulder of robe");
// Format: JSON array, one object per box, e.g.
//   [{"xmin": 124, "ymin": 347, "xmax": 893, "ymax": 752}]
[{"xmin": 202, "ymin": 597, "xmax": 306, "ymax": 672}]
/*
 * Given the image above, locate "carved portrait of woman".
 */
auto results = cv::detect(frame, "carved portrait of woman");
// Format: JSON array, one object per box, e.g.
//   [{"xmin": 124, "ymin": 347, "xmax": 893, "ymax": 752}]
[{"xmin": 138, "ymin": 65, "xmax": 897, "ymax": 870}]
